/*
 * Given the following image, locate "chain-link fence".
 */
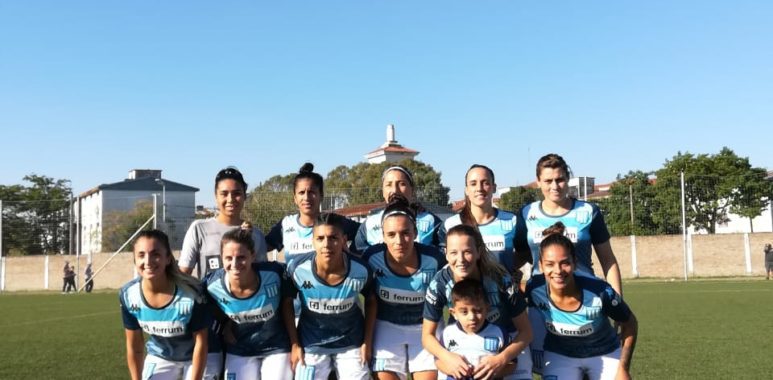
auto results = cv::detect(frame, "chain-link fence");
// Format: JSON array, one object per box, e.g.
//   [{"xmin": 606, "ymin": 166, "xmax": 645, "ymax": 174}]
[{"xmin": 594, "ymin": 173, "xmax": 772, "ymax": 237}]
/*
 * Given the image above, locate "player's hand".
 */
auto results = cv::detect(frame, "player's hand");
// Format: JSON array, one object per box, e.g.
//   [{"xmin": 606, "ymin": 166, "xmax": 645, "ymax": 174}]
[
  {"xmin": 223, "ymin": 322, "xmax": 237, "ymax": 345},
  {"xmin": 615, "ymin": 366, "xmax": 631, "ymax": 380},
  {"xmin": 441, "ymin": 351, "xmax": 473, "ymax": 380},
  {"xmin": 240, "ymin": 221, "xmax": 252, "ymax": 230},
  {"xmin": 473, "ymin": 354, "xmax": 507, "ymax": 380},
  {"xmin": 290, "ymin": 343, "xmax": 304, "ymax": 372},
  {"xmin": 360, "ymin": 343, "xmax": 372, "ymax": 366}
]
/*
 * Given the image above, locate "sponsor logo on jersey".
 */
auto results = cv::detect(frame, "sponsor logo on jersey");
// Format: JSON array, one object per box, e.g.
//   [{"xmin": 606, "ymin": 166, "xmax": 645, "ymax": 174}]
[
  {"xmin": 375, "ymin": 268, "xmax": 386, "ymax": 278},
  {"xmin": 448, "ymin": 339, "xmax": 458, "ymax": 348},
  {"xmin": 532, "ymin": 227, "xmax": 578, "ymax": 243},
  {"xmin": 139, "ymin": 320, "xmax": 186, "ymax": 337},
  {"xmin": 378, "ymin": 286, "xmax": 425, "ymax": 304},
  {"xmin": 484, "ymin": 336, "xmax": 500, "ymax": 352},
  {"xmin": 307, "ymin": 297, "xmax": 356, "ymax": 314},
  {"xmin": 229, "ymin": 304, "xmax": 275, "ymax": 324},
  {"xmin": 537, "ymin": 302, "xmax": 549, "ymax": 312},
  {"xmin": 546, "ymin": 321, "xmax": 595, "ymax": 337},
  {"xmin": 483, "ymin": 235, "xmax": 506, "ymax": 251},
  {"xmin": 288, "ymin": 241, "xmax": 314, "ymax": 254},
  {"xmin": 301, "ymin": 281, "xmax": 314, "ymax": 289}
]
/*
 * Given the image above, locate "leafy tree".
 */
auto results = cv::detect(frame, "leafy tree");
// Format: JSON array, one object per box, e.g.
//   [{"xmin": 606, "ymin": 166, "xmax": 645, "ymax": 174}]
[
  {"xmin": 654, "ymin": 147, "xmax": 769, "ymax": 234},
  {"xmin": 727, "ymin": 167, "xmax": 772, "ymax": 232},
  {"xmin": 0, "ymin": 175, "xmax": 71, "ymax": 255},
  {"xmin": 325, "ymin": 159, "xmax": 450, "ymax": 208},
  {"xmin": 243, "ymin": 173, "xmax": 296, "ymax": 233},
  {"xmin": 595, "ymin": 171, "xmax": 659, "ymax": 236},
  {"xmin": 497, "ymin": 186, "xmax": 541, "ymax": 212},
  {"xmin": 101, "ymin": 200, "xmax": 154, "ymax": 252}
]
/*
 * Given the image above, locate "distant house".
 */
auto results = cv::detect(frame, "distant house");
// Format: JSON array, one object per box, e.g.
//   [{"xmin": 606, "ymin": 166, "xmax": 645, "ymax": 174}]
[
  {"xmin": 75, "ymin": 169, "xmax": 199, "ymax": 254},
  {"xmin": 364, "ymin": 124, "xmax": 419, "ymax": 164}
]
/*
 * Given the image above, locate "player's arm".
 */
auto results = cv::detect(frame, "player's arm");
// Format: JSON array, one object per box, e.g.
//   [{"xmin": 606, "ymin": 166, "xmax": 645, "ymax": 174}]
[
  {"xmin": 594, "ymin": 240, "xmax": 623, "ymax": 296},
  {"xmin": 475, "ymin": 312, "xmax": 533, "ymax": 380},
  {"xmin": 124, "ymin": 329, "xmax": 144, "ymax": 380},
  {"xmin": 282, "ymin": 296, "xmax": 304, "ymax": 371},
  {"xmin": 422, "ymin": 319, "xmax": 471, "ymax": 379},
  {"xmin": 616, "ymin": 312, "xmax": 638, "ymax": 379},
  {"xmin": 187, "ymin": 327, "xmax": 208, "ymax": 380},
  {"xmin": 361, "ymin": 292, "xmax": 378, "ymax": 365}
]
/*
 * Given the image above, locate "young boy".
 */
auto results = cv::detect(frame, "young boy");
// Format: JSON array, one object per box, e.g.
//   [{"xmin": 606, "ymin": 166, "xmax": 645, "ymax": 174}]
[{"xmin": 440, "ymin": 279, "xmax": 514, "ymax": 380}]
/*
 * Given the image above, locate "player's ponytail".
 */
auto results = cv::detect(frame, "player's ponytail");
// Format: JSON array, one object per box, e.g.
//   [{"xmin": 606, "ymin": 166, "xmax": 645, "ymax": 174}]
[{"xmin": 538, "ymin": 221, "xmax": 576, "ymax": 263}]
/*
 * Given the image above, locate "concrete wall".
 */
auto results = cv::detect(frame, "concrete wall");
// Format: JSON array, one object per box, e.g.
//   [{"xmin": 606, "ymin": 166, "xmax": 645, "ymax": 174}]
[{"xmin": 2, "ymin": 232, "xmax": 773, "ymax": 291}]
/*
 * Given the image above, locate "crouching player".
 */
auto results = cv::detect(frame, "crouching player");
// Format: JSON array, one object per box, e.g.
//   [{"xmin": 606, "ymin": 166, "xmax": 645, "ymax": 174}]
[
  {"xmin": 120, "ymin": 230, "xmax": 210, "ymax": 380},
  {"xmin": 286, "ymin": 213, "xmax": 377, "ymax": 380},
  {"xmin": 440, "ymin": 279, "xmax": 514, "ymax": 380},
  {"xmin": 525, "ymin": 222, "xmax": 637, "ymax": 380},
  {"xmin": 204, "ymin": 229, "xmax": 293, "ymax": 379}
]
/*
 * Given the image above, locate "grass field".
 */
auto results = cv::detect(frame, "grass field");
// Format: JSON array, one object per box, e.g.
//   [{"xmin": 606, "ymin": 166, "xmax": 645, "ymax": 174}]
[{"xmin": 1, "ymin": 279, "xmax": 771, "ymax": 379}]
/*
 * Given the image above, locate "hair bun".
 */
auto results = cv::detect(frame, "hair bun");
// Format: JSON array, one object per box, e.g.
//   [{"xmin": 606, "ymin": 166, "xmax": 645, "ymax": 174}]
[
  {"xmin": 300, "ymin": 162, "xmax": 314, "ymax": 173},
  {"xmin": 543, "ymin": 221, "xmax": 566, "ymax": 237}
]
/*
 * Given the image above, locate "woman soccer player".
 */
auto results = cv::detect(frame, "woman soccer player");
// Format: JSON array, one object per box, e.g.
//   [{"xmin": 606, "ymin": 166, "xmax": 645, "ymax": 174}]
[
  {"xmin": 265, "ymin": 163, "xmax": 359, "ymax": 263},
  {"xmin": 120, "ymin": 230, "xmax": 209, "ymax": 380},
  {"xmin": 362, "ymin": 194, "xmax": 446, "ymax": 380},
  {"xmin": 514, "ymin": 154, "xmax": 623, "ymax": 372},
  {"xmin": 423, "ymin": 225, "xmax": 533, "ymax": 380},
  {"xmin": 204, "ymin": 229, "xmax": 294, "ymax": 380},
  {"xmin": 286, "ymin": 213, "xmax": 377, "ymax": 380},
  {"xmin": 179, "ymin": 166, "xmax": 269, "ymax": 378},
  {"xmin": 355, "ymin": 165, "xmax": 443, "ymax": 253},
  {"xmin": 440, "ymin": 164, "xmax": 520, "ymax": 274},
  {"xmin": 525, "ymin": 222, "xmax": 637, "ymax": 380}
]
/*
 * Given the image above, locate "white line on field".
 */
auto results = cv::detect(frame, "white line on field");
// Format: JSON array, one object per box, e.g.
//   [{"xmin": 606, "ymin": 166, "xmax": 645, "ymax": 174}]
[
  {"xmin": 0, "ymin": 310, "xmax": 119, "ymax": 328},
  {"xmin": 632, "ymin": 289, "xmax": 772, "ymax": 294}
]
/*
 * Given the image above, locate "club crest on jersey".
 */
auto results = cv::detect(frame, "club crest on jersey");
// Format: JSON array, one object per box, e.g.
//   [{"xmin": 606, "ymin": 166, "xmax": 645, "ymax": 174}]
[
  {"xmin": 176, "ymin": 298, "xmax": 193, "ymax": 315},
  {"xmin": 265, "ymin": 283, "xmax": 279, "ymax": 298},
  {"xmin": 500, "ymin": 219, "xmax": 513, "ymax": 231},
  {"xmin": 419, "ymin": 271, "xmax": 432, "ymax": 285},
  {"xmin": 484, "ymin": 336, "xmax": 500, "ymax": 352},
  {"xmin": 574, "ymin": 209, "xmax": 591, "ymax": 224},
  {"xmin": 345, "ymin": 278, "xmax": 364, "ymax": 292},
  {"xmin": 585, "ymin": 306, "xmax": 601, "ymax": 319},
  {"xmin": 417, "ymin": 220, "xmax": 430, "ymax": 233}
]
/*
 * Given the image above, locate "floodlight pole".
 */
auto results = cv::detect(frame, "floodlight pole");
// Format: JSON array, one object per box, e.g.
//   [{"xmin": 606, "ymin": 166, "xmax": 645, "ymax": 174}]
[
  {"xmin": 155, "ymin": 179, "xmax": 166, "ymax": 232},
  {"xmin": 681, "ymin": 171, "xmax": 688, "ymax": 282}
]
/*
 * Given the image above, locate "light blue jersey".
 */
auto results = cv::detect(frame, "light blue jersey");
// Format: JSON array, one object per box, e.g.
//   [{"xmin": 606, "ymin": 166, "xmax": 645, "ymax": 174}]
[
  {"xmin": 204, "ymin": 262, "xmax": 291, "ymax": 357},
  {"xmin": 439, "ymin": 210, "xmax": 518, "ymax": 272},
  {"xmin": 266, "ymin": 214, "xmax": 360, "ymax": 260},
  {"xmin": 287, "ymin": 252, "xmax": 374, "ymax": 354},
  {"xmin": 363, "ymin": 243, "xmax": 446, "ymax": 326},
  {"xmin": 525, "ymin": 273, "xmax": 630, "ymax": 358},
  {"xmin": 119, "ymin": 278, "xmax": 210, "ymax": 362},
  {"xmin": 355, "ymin": 208, "xmax": 443, "ymax": 253},
  {"xmin": 423, "ymin": 266, "xmax": 526, "ymax": 333},
  {"xmin": 516, "ymin": 200, "xmax": 610, "ymax": 276}
]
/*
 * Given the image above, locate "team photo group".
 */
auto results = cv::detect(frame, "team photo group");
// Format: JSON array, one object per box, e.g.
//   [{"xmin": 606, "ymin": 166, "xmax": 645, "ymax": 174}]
[{"xmin": 119, "ymin": 154, "xmax": 638, "ymax": 380}]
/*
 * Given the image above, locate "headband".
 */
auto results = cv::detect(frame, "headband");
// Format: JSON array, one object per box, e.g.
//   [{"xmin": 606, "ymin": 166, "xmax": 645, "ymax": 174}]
[{"xmin": 382, "ymin": 166, "xmax": 415, "ymax": 187}]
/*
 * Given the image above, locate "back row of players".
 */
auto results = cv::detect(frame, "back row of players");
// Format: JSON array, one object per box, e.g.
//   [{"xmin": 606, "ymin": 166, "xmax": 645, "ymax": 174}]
[{"xmin": 120, "ymin": 154, "xmax": 638, "ymax": 380}]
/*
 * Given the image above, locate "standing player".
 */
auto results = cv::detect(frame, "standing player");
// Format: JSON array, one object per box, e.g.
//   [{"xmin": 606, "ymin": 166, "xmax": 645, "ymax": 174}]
[
  {"xmin": 439, "ymin": 165, "xmax": 519, "ymax": 274},
  {"xmin": 514, "ymin": 154, "xmax": 622, "ymax": 373},
  {"xmin": 265, "ymin": 163, "xmax": 359, "ymax": 263},
  {"xmin": 525, "ymin": 222, "xmax": 637, "ymax": 380},
  {"xmin": 423, "ymin": 225, "xmax": 533, "ymax": 380},
  {"xmin": 362, "ymin": 194, "xmax": 446, "ymax": 380},
  {"xmin": 179, "ymin": 166, "xmax": 269, "ymax": 379},
  {"xmin": 204, "ymin": 229, "xmax": 294, "ymax": 380},
  {"xmin": 440, "ymin": 279, "xmax": 513, "ymax": 379},
  {"xmin": 355, "ymin": 165, "xmax": 443, "ymax": 253},
  {"xmin": 287, "ymin": 213, "xmax": 377, "ymax": 380},
  {"xmin": 120, "ymin": 230, "xmax": 210, "ymax": 380}
]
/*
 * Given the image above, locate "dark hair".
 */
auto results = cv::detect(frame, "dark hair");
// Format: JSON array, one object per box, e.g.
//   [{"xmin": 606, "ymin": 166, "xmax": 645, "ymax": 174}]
[
  {"xmin": 460, "ymin": 164, "xmax": 496, "ymax": 226},
  {"xmin": 536, "ymin": 153, "xmax": 572, "ymax": 180},
  {"xmin": 381, "ymin": 193, "xmax": 417, "ymax": 228},
  {"xmin": 294, "ymin": 162, "xmax": 324, "ymax": 197},
  {"xmin": 382, "ymin": 165, "xmax": 415, "ymax": 188},
  {"xmin": 215, "ymin": 166, "xmax": 248, "ymax": 192},
  {"xmin": 221, "ymin": 229, "xmax": 256, "ymax": 256},
  {"xmin": 446, "ymin": 224, "xmax": 507, "ymax": 285},
  {"xmin": 538, "ymin": 221, "xmax": 576, "ymax": 262},
  {"xmin": 313, "ymin": 212, "xmax": 348, "ymax": 235},
  {"xmin": 134, "ymin": 229, "xmax": 203, "ymax": 301},
  {"xmin": 451, "ymin": 278, "xmax": 488, "ymax": 305}
]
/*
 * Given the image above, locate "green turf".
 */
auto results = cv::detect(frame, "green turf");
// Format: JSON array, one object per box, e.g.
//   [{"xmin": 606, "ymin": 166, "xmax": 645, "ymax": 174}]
[{"xmin": 1, "ymin": 280, "xmax": 771, "ymax": 379}]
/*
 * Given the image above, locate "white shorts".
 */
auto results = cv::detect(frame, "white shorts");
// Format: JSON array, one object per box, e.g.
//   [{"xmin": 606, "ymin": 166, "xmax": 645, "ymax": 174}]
[
  {"xmin": 528, "ymin": 306, "xmax": 547, "ymax": 374},
  {"xmin": 294, "ymin": 347, "xmax": 370, "ymax": 380},
  {"xmin": 371, "ymin": 320, "xmax": 436, "ymax": 379},
  {"xmin": 543, "ymin": 348, "xmax": 621, "ymax": 380},
  {"xmin": 224, "ymin": 352, "xmax": 292, "ymax": 380},
  {"xmin": 142, "ymin": 354, "xmax": 195, "ymax": 380},
  {"xmin": 204, "ymin": 352, "xmax": 224, "ymax": 380}
]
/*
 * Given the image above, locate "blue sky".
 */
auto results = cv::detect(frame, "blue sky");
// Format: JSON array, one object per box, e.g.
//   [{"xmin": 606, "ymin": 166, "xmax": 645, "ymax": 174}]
[{"xmin": 1, "ymin": 1, "xmax": 771, "ymax": 207}]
